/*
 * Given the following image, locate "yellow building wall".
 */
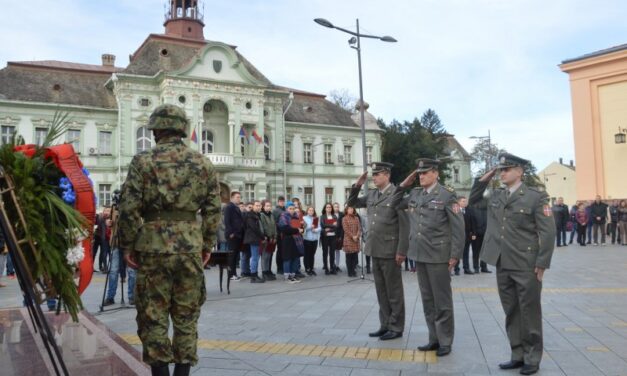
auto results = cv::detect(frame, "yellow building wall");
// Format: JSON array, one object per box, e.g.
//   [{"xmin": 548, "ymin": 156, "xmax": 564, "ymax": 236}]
[
  {"xmin": 598, "ymin": 81, "xmax": 627, "ymax": 200},
  {"xmin": 560, "ymin": 49, "xmax": 627, "ymax": 201},
  {"xmin": 539, "ymin": 162, "xmax": 577, "ymax": 206}
]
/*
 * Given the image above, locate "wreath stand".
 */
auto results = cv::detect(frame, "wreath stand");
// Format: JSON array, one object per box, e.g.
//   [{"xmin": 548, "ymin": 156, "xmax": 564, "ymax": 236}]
[{"xmin": 0, "ymin": 166, "xmax": 69, "ymax": 376}]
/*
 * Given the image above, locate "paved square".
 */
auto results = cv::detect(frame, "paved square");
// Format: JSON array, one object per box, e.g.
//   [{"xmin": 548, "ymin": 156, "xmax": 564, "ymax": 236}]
[{"xmin": 2, "ymin": 243, "xmax": 627, "ymax": 375}]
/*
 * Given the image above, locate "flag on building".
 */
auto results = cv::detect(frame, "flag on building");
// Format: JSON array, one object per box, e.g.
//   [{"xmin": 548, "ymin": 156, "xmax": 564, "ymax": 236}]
[
  {"xmin": 190, "ymin": 128, "xmax": 197, "ymax": 143},
  {"xmin": 239, "ymin": 126, "xmax": 248, "ymax": 143},
  {"xmin": 252, "ymin": 130, "xmax": 262, "ymax": 144}
]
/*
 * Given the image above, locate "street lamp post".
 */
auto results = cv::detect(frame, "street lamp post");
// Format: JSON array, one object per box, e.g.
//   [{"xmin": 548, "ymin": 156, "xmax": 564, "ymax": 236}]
[
  {"xmin": 314, "ymin": 17, "xmax": 396, "ymax": 182},
  {"xmin": 311, "ymin": 142, "xmax": 325, "ymax": 210},
  {"xmin": 314, "ymin": 17, "xmax": 396, "ymax": 281}
]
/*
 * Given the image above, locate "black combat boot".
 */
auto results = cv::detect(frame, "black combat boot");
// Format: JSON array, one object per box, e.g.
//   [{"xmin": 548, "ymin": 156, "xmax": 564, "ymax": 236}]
[
  {"xmin": 150, "ymin": 361, "xmax": 170, "ymax": 376},
  {"xmin": 173, "ymin": 363, "xmax": 191, "ymax": 376}
]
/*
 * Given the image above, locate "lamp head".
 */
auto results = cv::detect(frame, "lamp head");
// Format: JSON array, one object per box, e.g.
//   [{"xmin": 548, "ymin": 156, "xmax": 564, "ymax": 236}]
[
  {"xmin": 348, "ymin": 36, "xmax": 357, "ymax": 45},
  {"xmin": 314, "ymin": 18, "xmax": 334, "ymax": 28},
  {"xmin": 380, "ymin": 36, "xmax": 397, "ymax": 42}
]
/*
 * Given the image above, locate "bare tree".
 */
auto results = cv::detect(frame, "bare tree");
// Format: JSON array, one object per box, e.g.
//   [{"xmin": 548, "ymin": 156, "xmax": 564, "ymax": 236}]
[{"xmin": 328, "ymin": 88, "xmax": 357, "ymax": 113}]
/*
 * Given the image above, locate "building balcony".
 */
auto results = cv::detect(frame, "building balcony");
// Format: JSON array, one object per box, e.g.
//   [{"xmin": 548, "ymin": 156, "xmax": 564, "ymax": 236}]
[{"xmin": 205, "ymin": 153, "xmax": 265, "ymax": 169}]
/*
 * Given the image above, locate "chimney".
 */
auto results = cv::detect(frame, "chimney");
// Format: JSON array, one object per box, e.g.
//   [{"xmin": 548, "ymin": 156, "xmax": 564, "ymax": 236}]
[
  {"xmin": 101, "ymin": 54, "xmax": 116, "ymax": 67},
  {"xmin": 559, "ymin": 157, "xmax": 563, "ymax": 164},
  {"xmin": 569, "ymin": 160, "xmax": 574, "ymax": 167}
]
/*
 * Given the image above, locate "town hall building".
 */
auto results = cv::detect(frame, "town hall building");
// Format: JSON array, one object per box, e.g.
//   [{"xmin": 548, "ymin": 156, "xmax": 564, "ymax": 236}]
[{"xmin": 0, "ymin": 0, "xmax": 384, "ymax": 209}]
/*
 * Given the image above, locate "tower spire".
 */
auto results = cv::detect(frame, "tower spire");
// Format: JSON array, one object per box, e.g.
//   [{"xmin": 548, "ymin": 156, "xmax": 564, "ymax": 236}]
[{"xmin": 164, "ymin": 0, "xmax": 205, "ymax": 40}]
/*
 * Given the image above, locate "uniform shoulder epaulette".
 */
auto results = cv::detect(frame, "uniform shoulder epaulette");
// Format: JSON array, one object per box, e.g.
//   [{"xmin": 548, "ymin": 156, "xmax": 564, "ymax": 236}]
[
  {"xmin": 443, "ymin": 185, "xmax": 455, "ymax": 193},
  {"xmin": 411, "ymin": 187, "xmax": 423, "ymax": 192}
]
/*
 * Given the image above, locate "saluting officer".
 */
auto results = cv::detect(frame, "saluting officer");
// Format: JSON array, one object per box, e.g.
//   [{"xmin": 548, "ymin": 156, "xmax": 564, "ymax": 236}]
[
  {"xmin": 469, "ymin": 153, "xmax": 555, "ymax": 376},
  {"xmin": 347, "ymin": 162, "xmax": 408, "ymax": 341},
  {"xmin": 397, "ymin": 158, "xmax": 464, "ymax": 357}
]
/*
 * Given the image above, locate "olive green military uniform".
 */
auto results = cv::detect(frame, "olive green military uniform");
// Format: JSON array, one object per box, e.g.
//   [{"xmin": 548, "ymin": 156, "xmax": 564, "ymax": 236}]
[
  {"xmin": 347, "ymin": 163, "xmax": 408, "ymax": 334},
  {"xmin": 469, "ymin": 154, "xmax": 555, "ymax": 367},
  {"xmin": 398, "ymin": 175, "xmax": 464, "ymax": 348},
  {"xmin": 117, "ymin": 104, "xmax": 221, "ymax": 366}
]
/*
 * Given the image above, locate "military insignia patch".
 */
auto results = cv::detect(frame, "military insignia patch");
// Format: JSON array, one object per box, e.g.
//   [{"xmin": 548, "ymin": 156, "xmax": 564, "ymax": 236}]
[
  {"xmin": 543, "ymin": 205, "xmax": 552, "ymax": 217},
  {"xmin": 452, "ymin": 203, "xmax": 460, "ymax": 214},
  {"xmin": 418, "ymin": 161, "xmax": 424, "ymax": 168}
]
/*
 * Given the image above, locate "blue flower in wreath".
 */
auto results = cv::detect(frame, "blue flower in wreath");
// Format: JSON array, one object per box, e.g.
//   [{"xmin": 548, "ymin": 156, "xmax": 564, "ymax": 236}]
[{"xmin": 59, "ymin": 177, "xmax": 76, "ymax": 205}]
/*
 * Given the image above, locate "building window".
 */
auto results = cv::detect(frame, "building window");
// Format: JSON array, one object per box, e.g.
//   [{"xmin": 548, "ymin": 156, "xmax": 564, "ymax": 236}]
[
  {"xmin": 136, "ymin": 126, "xmax": 151, "ymax": 152},
  {"xmin": 303, "ymin": 143, "xmax": 312, "ymax": 164},
  {"xmin": 35, "ymin": 127, "xmax": 48, "ymax": 146},
  {"xmin": 304, "ymin": 187, "xmax": 313, "ymax": 207},
  {"xmin": 66, "ymin": 129, "xmax": 81, "ymax": 153},
  {"xmin": 264, "ymin": 135, "xmax": 270, "ymax": 160},
  {"xmin": 453, "ymin": 167, "xmax": 460, "ymax": 183},
  {"xmin": 325, "ymin": 187, "xmax": 334, "ymax": 204},
  {"xmin": 286, "ymin": 186, "xmax": 293, "ymax": 200},
  {"xmin": 285, "ymin": 141, "xmax": 292, "ymax": 162},
  {"xmin": 343, "ymin": 145, "xmax": 352, "ymax": 164},
  {"xmin": 98, "ymin": 184, "xmax": 112, "ymax": 207},
  {"xmin": 244, "ymin": 183, "xmax": 255, "ymax": 202},
  {"xmin": 324, "ymin": 144, "xmax": 333, "ymax": 164},
  {"xmin": 99, "ymin": 131, "xmax": 112, "ymax": 155},
  {"xmin": 202, "ymin": 129, "xmax": 214, "ymax": 154},
  {"xmin": 1, "ymin": 125, "xmax": 15, "ymax": 145},
  {"xmin": 366, "ymin": 146, "xmax": 373, "ymax": 164},
  {"xmin": 139, "ymin": 98, "xmax": 150, "ymax": 107}
]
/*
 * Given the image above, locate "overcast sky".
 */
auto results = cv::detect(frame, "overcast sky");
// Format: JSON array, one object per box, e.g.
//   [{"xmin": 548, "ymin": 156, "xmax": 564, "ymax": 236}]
[{"xmin": 1, "ymin": 0, "xmax": 625, "ymax": 170}]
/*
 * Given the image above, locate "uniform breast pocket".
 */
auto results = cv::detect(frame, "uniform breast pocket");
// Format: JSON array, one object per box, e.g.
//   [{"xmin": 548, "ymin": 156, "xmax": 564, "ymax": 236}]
[
  {"xmin": 511, "ymin": 206, "xmax": 533, "ymax": 224},
  {"xmin": 427, "ymin": 202, "xmax": 445, "ymax": 211}
]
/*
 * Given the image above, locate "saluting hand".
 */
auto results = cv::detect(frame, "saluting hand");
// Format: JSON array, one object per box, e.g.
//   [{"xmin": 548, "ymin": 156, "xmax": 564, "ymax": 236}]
[
  {"xmin": 399, "ymin": 170, "xmax": 418, "ymax": 188},
  {"xmin": 479, "ymin": 168, "xmax": 498, "ymax": 183},
  {"xmin": 355, "ymin": 171, "xmax": 368, "ymax": 187}
]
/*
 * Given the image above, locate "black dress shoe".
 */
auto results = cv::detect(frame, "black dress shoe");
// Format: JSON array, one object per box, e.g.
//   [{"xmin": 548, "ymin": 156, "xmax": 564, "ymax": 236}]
[
  {"xmin": 417, "ymin": 342, "xmax": 440, "ymax": 351},
  {"xmin": 150, "ymin": 362, "xmax": 170, "ymax": 376},
  {"xmin": 379, "ymin": 330, "xmax": 402, "ymax": 340},
  {"xmin": 368, "ymin": 328, "xmax": 387, "ymax": 337},
  {"xmin": 454, "ymin": 270, "xmax": 460, "ymax": 276},
  {"xmin": 519, "ymin": 364, "xmax": 539, "ymax": 375},
  {"xmin": 474, "ymin": 268, "xmax": 480, "ymax": 273},
  {"xmin": 436, "ymin": 346, "xmax": 451, "ymax": 356},
  {"xmin": 173, "ymin": 363, "xmax": 191, "ymax": 376},
  {"xmin": 499, "ymin": 360, "xmax": 524, "ymax": 370},
  {"xmin": 464, "ymin": 269, "xmax": 474, "ymax": 275},
  {"xmin": 481, "ymin": 268, "xmax": 492, "ymax": 273}
]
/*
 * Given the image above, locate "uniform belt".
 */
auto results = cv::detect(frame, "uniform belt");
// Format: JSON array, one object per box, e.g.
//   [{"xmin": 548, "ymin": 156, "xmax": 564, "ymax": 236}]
[{"xmin": 143, "ymin": 211, "xmax": 197, "ymax": 222}]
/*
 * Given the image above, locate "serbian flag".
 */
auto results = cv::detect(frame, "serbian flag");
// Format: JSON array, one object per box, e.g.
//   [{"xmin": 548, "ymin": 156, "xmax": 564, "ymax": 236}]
[
  {"xmin": 239, "ymin": 127, "xmax": 248, "ymax": 143},
  {"xmin": 190, "ymin": 128, "xmax": 198, "ymax": 143},
  {"xmin": 252, "ymin": 130, "xmax": 263, "ymax": 144}
]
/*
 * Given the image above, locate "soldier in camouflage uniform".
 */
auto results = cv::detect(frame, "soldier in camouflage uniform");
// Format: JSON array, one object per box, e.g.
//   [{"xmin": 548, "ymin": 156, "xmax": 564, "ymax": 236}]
[{"xmin": 117, "ymin": 104, "xmax": 221, "ymax": 376}]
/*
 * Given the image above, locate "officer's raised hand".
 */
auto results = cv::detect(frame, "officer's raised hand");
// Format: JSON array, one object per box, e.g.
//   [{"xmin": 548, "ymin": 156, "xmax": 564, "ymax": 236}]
[
  {"xmin": 354, "ymin": 171, "xmax": 368, "ymax": 187},
  {"xmin": 479, "ymin": 167, "xmax": 498, "ymax": 183},
  {"xmin": 399, "ymin": 170, "xmax": 418, "ymax": 188}
]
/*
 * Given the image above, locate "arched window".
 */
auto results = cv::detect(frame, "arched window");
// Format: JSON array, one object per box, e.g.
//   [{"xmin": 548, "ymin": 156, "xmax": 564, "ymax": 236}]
[
  {"xmin": 136, "ymin": 126, "xmax": 152, "ymax": 152},
  {"xmin": 202, "ymin": 129, "xmax": 214, "ymax": 154},
  {"xmin": 264, "ymin": 135, "xmax": 270, "ymax": 160}
]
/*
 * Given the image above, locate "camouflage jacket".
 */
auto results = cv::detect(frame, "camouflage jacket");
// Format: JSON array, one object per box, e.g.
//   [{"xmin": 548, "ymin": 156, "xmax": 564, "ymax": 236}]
[{"xmin": 117, "ymin": 136, "xmax": 221, "ymax": 255}]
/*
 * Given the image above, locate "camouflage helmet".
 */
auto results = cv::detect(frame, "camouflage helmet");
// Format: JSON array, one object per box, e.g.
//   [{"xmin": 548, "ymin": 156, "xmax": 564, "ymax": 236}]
[{"xmin": 147, "ymin": 104, "xmax": 188, "ymax": 136}]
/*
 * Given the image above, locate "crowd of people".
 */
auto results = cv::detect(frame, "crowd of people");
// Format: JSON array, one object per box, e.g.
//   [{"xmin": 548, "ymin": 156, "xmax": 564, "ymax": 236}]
[
  {"xmin": 220, "ymin": 193, "xmax": 373, "ymax": 284},
  {"xmin": 552, "ymin": 196, "xmax": 627, "ymax": 247}
]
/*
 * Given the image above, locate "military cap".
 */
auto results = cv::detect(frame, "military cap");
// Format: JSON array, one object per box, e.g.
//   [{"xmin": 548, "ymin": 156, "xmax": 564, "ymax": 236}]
[
  {"xmin": 147, "ymin": 104, "xmax": 188, "ymax": 137},
  {"xmin": 370, "ymin": 162, "xmax": 393, "ymax": 174},
  {"xmin": 415, "ymin": 158, "xmax": 440, "ymax": 173},
  {"xmin": 496, "ymin": 152, "xmax": 529, "ymax": 170}
]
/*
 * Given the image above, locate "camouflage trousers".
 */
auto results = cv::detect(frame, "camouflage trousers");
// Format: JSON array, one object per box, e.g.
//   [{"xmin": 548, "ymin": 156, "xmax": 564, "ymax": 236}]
[{"xmin": 134, "ymin": 252, "xmax": 206, "ymax": 366}]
